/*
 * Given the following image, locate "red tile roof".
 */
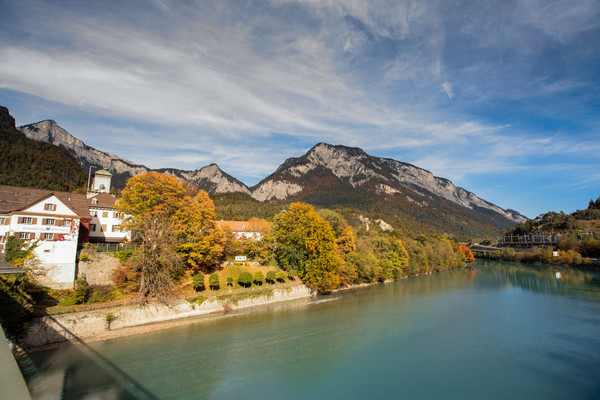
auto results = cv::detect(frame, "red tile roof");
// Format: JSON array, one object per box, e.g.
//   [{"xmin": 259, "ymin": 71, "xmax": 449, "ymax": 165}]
[{"xmin": 0, "ymin": 185, "xmax": 91, "ymax": 218}]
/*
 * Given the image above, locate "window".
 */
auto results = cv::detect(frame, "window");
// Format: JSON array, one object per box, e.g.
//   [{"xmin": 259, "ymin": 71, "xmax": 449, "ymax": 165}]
[
  {"xmin": 101, "ymin": 224, "xmax": 107, "ymax": 232},
  {"xmin": 112, "ymin": 225, "xmax": 122, "ymax": 232},
  {"xmin": 43, "ymin": 218, "xmax": 55, "ymax": 226},
  {"xmin": 19, "ymin": 217, "xmax": 35, "ymax": 224},
  {"xmin": 102, "ymin": 211, "xmax": 109, "ymax": 218},
  {"xmin": 92, "ymin": 198, "xmax": 98, "ymax": 205},
  {"xmin": 62, "ymin": 219, "xmax": 71, "ymax": 226},
  {"xmin": 18, "ymin": 232, "xmax": 33, "ymax": 239},
  {"xmin": 91, "ymin": 211, "xmax": 97, "ymax": 217},
  {"xmin": 113, "ymin": 212, "xmax": 122, "ymax": 219},
  {"xmin": 90, "ymin": 223, "xmax": 97, "ymax": 232},
  {"xmin": 42, "ymin": 233, "xmax": 54, "ymax": 240},
  {"xmin": 44, "ymin": 203, "xmax": 57, "ymax": 211},
  {"xmin": 0, "ymin": 217, "xmax": 7, "ymax": 225}
]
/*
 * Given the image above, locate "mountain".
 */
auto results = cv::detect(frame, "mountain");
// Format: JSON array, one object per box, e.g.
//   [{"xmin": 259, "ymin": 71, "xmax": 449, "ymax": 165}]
[
  {"xmin": 18, "ymin": 120, "xmax": 249, "ymax": 194},
  {"xmin": 17, "ymin": 117, "xmax": 525, "ymax": 237},
  {"xmin": 0, "ymin": 108, "xmax": 87, "ymax": 192},
  {"xmin": 251, "ymin": 143, "xmax": 526, "ymax": 235}
]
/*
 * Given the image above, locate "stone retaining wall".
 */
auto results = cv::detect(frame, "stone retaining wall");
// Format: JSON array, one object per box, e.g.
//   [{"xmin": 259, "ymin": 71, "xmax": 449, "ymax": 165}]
[{"xmin": 19, "ymin": 285, "xmax": 313, "ymax": 350}]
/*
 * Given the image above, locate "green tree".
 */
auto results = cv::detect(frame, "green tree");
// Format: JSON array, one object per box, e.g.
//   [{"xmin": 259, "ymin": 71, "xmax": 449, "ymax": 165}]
[
  {"xmin": 192, "ymin": 272, "xmax": 205, "ymax": 291},
  {"xmin": 266, "ymin": 270, "xmax": 276, "ymax": 284},
  {"xmin": 276, "ymin": 271, "xmax": 287, "ymax": 282},
  {"xmin": 209, "ymin": 273, "xmax": 220, "ymax": 290},
  {"xmin": 272, "ymin": 203, "xmax": 341, "ymax": 292},
  {"xmin": 238, "ymin": 272, "xmax": 253, "ymax": 288},
  {"xmin": 253, "ymin": 271, "xmax": 265, "ymax": 286}
]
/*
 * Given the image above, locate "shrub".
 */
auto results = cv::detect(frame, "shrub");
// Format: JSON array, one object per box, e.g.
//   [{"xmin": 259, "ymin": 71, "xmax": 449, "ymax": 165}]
[
  {"xmin": 276, "ymin": 271, "xmax": 287, "ymax": 282},
  {"xmin": 111, "ymin": 249, "xmax": 136, "ymax": 262},
  {"xmin": 87, "ymin": 285, "xmax": 118, "ymax": 304},
  {"xmin": 74, "ymin": 275, "xmax": 90, "ymax": 304},
  {"xmin": 253, "ymin": 271, "xmax": 265, "ymax": 286},
  {"xmin": 209, "ymin": 273, "xmax": 220, "ymax": 290},
  {"xmin": 266, "ymin": 270, "xmax": 276, "ymax": 284},
  {"xmin": 105, "ymin": 312, "xmax": 116, "ymax": 331},
  {"xmin": 192, "ymin": 273, "xmax": 205, "ymax": 292},
  {"xmin": 238, "ymin": 272, "xmax": 253, "ymax": 288},
  {"xmin": 111, "ymin": 262, "xmax": 140, "ymax": 293}
]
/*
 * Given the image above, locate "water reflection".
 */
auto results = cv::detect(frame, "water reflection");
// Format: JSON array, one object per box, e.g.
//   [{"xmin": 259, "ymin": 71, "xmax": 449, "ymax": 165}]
[
  {"xmin": 478, "ymin": 260, "xmax": 600, "ymax": 299},
  {"xmin": 18, "ymin": 261, "xmax": 600, "ymax": 400}
]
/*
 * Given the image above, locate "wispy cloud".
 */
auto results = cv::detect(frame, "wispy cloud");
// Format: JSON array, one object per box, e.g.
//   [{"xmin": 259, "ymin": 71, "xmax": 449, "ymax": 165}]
[{"xmin": 0, "ymin": 0, "xmax": 598, "ymax": 216}]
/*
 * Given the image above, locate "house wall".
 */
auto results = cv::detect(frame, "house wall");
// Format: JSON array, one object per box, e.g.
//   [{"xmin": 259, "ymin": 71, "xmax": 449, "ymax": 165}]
[
  {"xmin": 88, "ymin": 208, "xmax": 130, "ymax": 243},
  {"xmin": 1, "ymin": 195, "xmax": 81, "ymax": 288}
]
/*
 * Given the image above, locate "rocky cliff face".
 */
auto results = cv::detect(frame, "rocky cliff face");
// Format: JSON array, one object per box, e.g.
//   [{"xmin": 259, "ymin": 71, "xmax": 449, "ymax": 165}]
[
  {"xmin": 18, "ymin": 120, "xmax": 525, "ymax": 229},
  {"xmin": 19, "ymin": 120, "xmax": 249, "ymax": 194},
  {"xmin": 252, "ymin": 143, "xmax": 526, "ymax": 224}
]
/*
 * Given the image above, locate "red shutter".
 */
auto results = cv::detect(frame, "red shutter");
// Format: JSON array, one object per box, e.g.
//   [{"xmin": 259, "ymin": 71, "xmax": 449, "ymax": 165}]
[
  {"xmin": 18, "ymin": 217, "xmax": 23, "ymax": 224},
  {"xmin": 32, "ymin": 218, "xmax": 37, "ymax": 224}
]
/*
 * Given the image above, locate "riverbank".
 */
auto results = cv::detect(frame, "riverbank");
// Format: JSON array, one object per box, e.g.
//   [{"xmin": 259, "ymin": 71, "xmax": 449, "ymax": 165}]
[
  {"xmin": 16, "ymin": 285, "xmax": 313, "ymax": 352},
  {"xmin": 15, "ymin": 269, "xmax": 456, "ymax": 353}
]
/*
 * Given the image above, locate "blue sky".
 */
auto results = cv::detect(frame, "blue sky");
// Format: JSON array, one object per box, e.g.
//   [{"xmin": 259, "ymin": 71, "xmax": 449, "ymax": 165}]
[{"xmin": 1, "ymin": 0, "xmax": 599, "ymax": 218}]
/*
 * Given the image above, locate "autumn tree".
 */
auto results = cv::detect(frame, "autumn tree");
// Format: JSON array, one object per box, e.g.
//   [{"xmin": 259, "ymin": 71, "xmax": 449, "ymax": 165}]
[
  {"xmin": 176, "ymin": 190, "xmax": 226, "ymax": 270},
  {"xmin": 135, "ymin": 215, "xmax": 183, "ymax": 299},
  {"xmin": 272, "ymin": 203, "xmax": 341, "ymax": 293},
  {"xmin": 117, "ymin": 172, "xmax": 223, "ymax": 299},
  {"xmin": 458, "ymin": 245, "xmax": 475, "ymax": 263}
]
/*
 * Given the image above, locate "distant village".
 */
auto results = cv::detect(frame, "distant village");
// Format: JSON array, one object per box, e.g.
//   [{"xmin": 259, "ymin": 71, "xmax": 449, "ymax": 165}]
[{"xmin": 0, "ymin": 171, "xmax": 259, "ymax": 288}]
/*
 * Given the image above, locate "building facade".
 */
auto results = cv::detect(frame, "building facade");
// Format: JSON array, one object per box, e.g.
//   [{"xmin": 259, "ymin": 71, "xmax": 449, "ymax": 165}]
[
  {"xmin": 87, "ymin": 192, "xmax": 130, "ymax": 243},
  {"xmin": 0, "ymin": 185, "xmax": 91, "ymax": 288}
]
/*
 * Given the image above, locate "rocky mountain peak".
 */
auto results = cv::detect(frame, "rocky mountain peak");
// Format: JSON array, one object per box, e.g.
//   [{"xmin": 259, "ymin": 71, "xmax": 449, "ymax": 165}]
[{"xmin": 252, "ymin": 142, "xmax": 526, "ymax": 224}]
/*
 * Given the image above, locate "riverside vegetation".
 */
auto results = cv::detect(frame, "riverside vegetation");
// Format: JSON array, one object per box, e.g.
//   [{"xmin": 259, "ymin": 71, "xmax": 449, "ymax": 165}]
[
  {"xmin": 0, "ymin": 171, "xmax": 475, "ymax": 340},
  {"xmin": 479, "ymin": 196, "xmax": 600, "ymax": 266}
]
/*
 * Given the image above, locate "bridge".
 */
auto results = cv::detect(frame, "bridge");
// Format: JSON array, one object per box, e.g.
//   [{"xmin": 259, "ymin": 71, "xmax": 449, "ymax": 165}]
[{"xmin": 496, "ymin": 233, "xmax": 560, "ymax": 247}]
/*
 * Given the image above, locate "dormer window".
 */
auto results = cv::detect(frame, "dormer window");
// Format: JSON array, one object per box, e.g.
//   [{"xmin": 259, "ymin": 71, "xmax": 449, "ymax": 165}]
[
  {"xmin": 44, "ymin": 203, "xmax": 56, "ymax": 211},
  {"xmin": 92, "ymin": 198, "xmax": 98, "ymax": 205}
]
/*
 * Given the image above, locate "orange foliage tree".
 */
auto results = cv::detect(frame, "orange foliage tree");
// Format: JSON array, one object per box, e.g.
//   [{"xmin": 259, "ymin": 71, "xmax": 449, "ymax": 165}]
[
  {"xmin": 117, "ymin": 172, "xmax": 225, "ymax": 294},
  {"xmin": 458, "ymin": 245, "xmax": 475, "ymax": 263}
]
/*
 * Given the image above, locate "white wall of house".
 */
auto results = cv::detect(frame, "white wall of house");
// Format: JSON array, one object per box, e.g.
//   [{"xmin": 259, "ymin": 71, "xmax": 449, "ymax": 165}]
[
  {"xmin": 2, "ymin": 195, "xmax": 81, "ymax": 288},
  {"xmin": 89, "ymin": 208, "xmax": 130, "ymax": 242}
]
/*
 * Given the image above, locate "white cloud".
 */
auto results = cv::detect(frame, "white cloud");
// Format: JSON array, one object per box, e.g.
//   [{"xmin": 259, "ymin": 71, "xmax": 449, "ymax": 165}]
[{"xmin": 441, "ymin": 82, "xmax": 453, "ymax": 99}]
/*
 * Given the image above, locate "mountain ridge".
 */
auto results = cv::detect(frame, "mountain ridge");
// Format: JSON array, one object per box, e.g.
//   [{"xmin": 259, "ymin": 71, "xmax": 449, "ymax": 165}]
[
  {"xmin": 19, "ymin": 120, "xmax": 249, "ymax": 194},
  {"xmin": 17, "ymin": 118, "xmax": 525, "ymax": 237}
]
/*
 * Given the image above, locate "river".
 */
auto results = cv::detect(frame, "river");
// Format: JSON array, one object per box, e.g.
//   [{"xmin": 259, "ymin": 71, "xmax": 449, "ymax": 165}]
[{"xmin": 18, "ymin": 260, "xmax": 600, "ymax": 399}]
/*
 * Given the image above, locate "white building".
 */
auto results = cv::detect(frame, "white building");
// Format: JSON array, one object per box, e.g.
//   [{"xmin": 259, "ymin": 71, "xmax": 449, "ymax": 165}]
[
  {"xmin": 87, "ymin": 192, "xmax": 130, "ymax": 243},
  {"xmin": 0, "ymin": 185, "xmax": 91, "ymax": 288}
]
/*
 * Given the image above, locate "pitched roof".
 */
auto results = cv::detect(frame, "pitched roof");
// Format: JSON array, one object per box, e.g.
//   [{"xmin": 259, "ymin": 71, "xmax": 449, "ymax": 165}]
[
  {"xmin": 218, "ymin": 219, "xmax": 271, "ymax": 233},
  {"xmin": 0, "ymin": 185, "xmax": 91, "ymax": 218},
  {"xmin": 88, "ymin": 192, "xmax": 118, "ymax": 208}
]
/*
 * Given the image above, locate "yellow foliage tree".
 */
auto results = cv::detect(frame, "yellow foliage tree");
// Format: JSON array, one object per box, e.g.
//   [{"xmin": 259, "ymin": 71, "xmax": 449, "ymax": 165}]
[
  {"xmin": 273, "ymin": 203, "xmax": 341, "ymax": 293},
  {"xmin": 117, "ymin": 172, "xmax": 224, "ymax": 292}
]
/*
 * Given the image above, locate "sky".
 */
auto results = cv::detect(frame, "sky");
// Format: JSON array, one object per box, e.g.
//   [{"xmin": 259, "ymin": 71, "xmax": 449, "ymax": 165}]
[{"xmin": 0, "ymin": 0, "xmax": 599, "ymax": 219}]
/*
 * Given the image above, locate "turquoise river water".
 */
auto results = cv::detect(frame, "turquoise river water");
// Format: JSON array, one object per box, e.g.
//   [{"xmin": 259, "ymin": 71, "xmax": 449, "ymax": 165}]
[{"xmin": 18, "ymin": 260, "xmax": 600, "ymax": 399}]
